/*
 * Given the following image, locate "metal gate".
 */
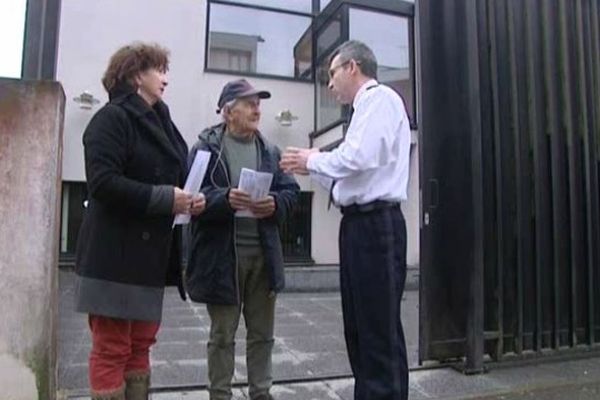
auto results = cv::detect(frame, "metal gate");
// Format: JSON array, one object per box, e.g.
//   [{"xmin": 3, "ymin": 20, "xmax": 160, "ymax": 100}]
[{"xmin": 419, "ymin": 0, "xmax": 600, "ymax": 370}]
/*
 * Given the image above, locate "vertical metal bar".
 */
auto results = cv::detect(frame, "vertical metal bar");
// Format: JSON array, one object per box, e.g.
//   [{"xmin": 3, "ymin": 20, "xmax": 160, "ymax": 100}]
[
  {"xmin": 487, "ymin": 0, "xmax": 505, "ymax": 358},
  {"xmin": 306, "ymin": 192, "xmax": 313, "ymax": 257},
  {"xmin": 573, "ymin": 0, "xmax": 593, "ymax": 346},
  {"xmin": 22, "ymin": 0, "xmax": 62, "ymax": 79},
  {"xmin": 311, "ymin": 1, "xmax": 318, "ymax": 143},
  {"xmin": 409, "ymin": 18, "xmax": 417, "ymax": 125},
  {"xmin": 524, "ymin": 0, "xmax": 548, "ymax": 352},
  {"xmin": 506, "ymin": 0, "xmax": 525, "ymax": 354},
  {"xmin": 416, "ymin": 0, "xmax": 431, "ymax": 363},
  {"xmin": 340, "ymin": 4, "xmax": 351, "ymax": 124},
  {"xmin": 341, "ymin": 3, "xmax": 349, "ymax": 41},
  {"xmin": 581, "ymin": 0, "xmax": 593, "ymax": 346},
  {"xmin": 204, "ymin": 1, "xmax": 212, "ymax": 71},
  {"xmin": 477, "ymin": 0, "xmax": 497, "ymax": 359},
  {"xmin": 40, "ymin": 0, "xmax": 60, "ymax": 79},
  {"xmin": 541, "ymin": 0, "xmax": 562, "ymax": 350},
  {"xmin": 22, "ymin": 0, "xmax": 45, "ymax": 79},
  {"xmin": 586, "ymin": 0, "xmax": 600, "ymax": 344},
  {"xmin": 466, "ymin": 0, "xmax": 485, "ymax": 373},
  {"xmin": 558, "ymin": 0, "xmax": 579, "ymax": 348}
]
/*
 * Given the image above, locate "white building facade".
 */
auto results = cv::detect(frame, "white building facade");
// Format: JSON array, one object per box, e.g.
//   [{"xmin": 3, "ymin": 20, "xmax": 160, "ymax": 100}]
[{"xmin": 56, "ymin": 0, "xmax": 419, "ymax": 269}]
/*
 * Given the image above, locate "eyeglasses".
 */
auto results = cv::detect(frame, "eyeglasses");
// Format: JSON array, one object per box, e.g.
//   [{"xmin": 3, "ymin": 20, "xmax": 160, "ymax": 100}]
[{"xmin": 328, "ymin": 60, "xmax": 351, "ymax": 80}]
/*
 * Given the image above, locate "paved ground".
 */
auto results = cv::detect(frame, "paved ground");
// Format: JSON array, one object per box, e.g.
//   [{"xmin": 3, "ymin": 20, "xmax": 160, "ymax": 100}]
[
  {"xmin": 62, "ymin": 357, "xmax": 600, "ymax": 400},
  {"xmin": 58, "ymin": 269, "xmax": 419, "ymax": 394},
  {"xmin": 58, "ymin": 269, "xmax": 600, "ymax": 400}
]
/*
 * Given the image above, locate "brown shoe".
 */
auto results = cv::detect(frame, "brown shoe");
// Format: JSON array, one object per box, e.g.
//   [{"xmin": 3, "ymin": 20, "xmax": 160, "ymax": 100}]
[
  {"xmin": 91, "ymin": 384, "xmax": 125, "ymax": 400},
  {"xmin": 252, "ymin": 394, "xmax": 274, "ymax": 400},
  {"xmin": 125, "ymin": 371, "xmax": 150, "ymax": 400}
]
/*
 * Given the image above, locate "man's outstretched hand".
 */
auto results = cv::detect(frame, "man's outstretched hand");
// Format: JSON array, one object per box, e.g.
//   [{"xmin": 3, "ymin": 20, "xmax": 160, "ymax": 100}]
[{"xmin": 279, "ymin": 147, "xmax": 319, "ymax": 175}]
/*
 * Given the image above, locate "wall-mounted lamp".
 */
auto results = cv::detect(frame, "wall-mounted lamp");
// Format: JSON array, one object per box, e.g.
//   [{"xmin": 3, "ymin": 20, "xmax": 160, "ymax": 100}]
[
  {"xmin": 275, "ymin": 109, "xmax": 299, "ymax": 127},
  {"xmin": 73, "ymin": 91, "xmax": 100, "ymax": 109}
]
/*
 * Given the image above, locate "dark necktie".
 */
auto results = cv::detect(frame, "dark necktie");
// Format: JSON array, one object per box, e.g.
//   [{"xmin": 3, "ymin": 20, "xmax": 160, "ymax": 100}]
[{"xmin": 327, "ymin": 180, "xmax": 337, "ymax": 210}]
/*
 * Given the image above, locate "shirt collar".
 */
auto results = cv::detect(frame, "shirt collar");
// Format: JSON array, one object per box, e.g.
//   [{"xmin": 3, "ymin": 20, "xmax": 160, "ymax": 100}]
[{"xmin": 353, "ymin": 79, "xmax": 379, "ymax": 109}]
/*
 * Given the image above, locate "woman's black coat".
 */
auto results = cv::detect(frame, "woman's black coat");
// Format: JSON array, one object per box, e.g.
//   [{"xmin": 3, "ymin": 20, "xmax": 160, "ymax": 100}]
[{"xmin": 75, "ymin": 85, "xmax": 188, "ymax": 321}]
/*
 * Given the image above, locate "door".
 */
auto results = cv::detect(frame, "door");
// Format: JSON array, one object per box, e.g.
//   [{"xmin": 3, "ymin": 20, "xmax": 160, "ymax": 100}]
[{"xmin": 418, "ymin": 0, "xmax": 485, "ymax": 368}]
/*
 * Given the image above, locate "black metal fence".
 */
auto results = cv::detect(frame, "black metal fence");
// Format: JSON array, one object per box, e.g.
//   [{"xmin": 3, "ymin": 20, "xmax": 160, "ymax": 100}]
[
  {"xmin": 419, "ymin": 0, "xmax": 600, "ymax": 368},
  {"xmin": 480, "ymin": 0, "xmax": 600, "ymax": 359}
]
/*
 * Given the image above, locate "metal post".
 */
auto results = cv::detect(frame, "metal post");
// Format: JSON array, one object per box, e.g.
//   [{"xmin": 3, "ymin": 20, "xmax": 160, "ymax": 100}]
[
  {"xmin": 22, "ymin": 0, "xmax": 61, "ymax": 80},
  {"xmin": 465, "ymin": 0, "xmax": 485, "ymax": 374}
]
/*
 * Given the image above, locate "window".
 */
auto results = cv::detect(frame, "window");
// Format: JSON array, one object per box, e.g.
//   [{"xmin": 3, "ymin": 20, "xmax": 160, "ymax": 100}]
[
  {"xmin": 281, "ymin": 192, "xmax": 313, "ymax": 263},
  {"xmin": 209, "ymin": 32, "xmax": 257, "ymax": 72},
  {"xmin": 206, "ymin": 2, "xmax": 313, "ymax": 79},
  {"xmin": 315, "ymin": 8, "xmax": 344, "ymax": 130},
  {"xmin": 293, "ymin": 25, "xmax": 313, "ymax": 79},
  {"xmin": 320, "ymin": 0, "xmax": 333, "ymax": 10},
  {"xmin": 349, "ymin": 8, "xmax": 415, "ymax": 124},
  {"xmin": 317, "ymin": 55, "xmax": 343, "ymax": 129},
  {"xmin": 61, "ymin": 183, "xmax": 314, "ymax": 265},
  {"xmin": 314, "ymin": 2, "xmax": 417, "ymax": 133},
  {"xmin": 316, "ymin": 11, "xmax": 342, "ymax": 58},
  {"xmin": 0, "ymin": 0, "xmax": 27, "ymax": 78},
  {"xmin": 60, "ymin": 182, "xmax": 88, "ymax": 257}
]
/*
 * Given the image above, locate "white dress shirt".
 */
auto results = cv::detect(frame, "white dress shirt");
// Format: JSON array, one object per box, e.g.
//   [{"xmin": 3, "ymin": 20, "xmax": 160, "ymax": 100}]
[{"xmin": 307, "ymin": 79, "xmax": 411, "ymax": 207}]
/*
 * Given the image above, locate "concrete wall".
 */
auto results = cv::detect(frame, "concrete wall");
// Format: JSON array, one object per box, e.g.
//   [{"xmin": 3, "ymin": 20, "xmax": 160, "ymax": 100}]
[{"xmin": 0, "ymin": 79, "xmax": 64, "ymax": 399}]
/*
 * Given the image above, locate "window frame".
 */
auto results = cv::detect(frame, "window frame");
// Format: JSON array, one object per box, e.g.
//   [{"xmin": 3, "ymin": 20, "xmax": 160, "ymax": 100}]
[
  {"xmin": 312, "ymin": 0, "xmax": 418, "ymax": 139},
  {"xmin": 204, "ymin": 0, "xmax": 418, "ymax": 132},
  {"xmin": 313, "ymin": 1, "xmax": 348, "ymax": 134},
  {"xmin": 204, "ymin": 0, "xmax": 316, "ymax": 82}
]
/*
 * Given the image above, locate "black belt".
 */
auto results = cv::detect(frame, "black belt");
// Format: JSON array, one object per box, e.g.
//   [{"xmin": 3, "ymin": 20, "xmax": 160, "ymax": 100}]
[{"xmin": 340, "ymin": 200, "xmax": 400, "ymax": 215}]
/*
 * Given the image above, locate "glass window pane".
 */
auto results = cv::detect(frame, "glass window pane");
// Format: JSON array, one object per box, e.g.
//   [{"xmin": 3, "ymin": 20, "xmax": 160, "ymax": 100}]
[
  {"xmin": 316, "ymin": 12, "xmax": 342, "ymax": 59},
  {"xmin": 226, "ymin": 0, "xmax": 312, "ymax": 13},
  {"xmin": 294, "ymin": 26, "xmax": 313, "ymax": 79},
  {"xmin": 316, "ymin": 56, "xmax": 342, "ymax": 129},
  {"xmin": 208, "ymin": 3, "xmax": 312, "ymax": 78},
  {"xmin": 349, "ymin": 8, "xmax": 415, "ymax": 123},
  {"xmin": 320, "ymin": 0, "xmax": 333, "ymax": 10},
  {"xmin": 0, "ymin": 0, "xmax": 27, "ymax": 78},
  {"xmin": 315, "ymin": 7, "xmax": 344, "ymax": 130}
]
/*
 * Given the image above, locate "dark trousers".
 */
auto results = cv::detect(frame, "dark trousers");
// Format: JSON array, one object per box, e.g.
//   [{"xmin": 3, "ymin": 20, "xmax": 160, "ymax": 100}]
[{"xmin": 339, "ymin": 206, "xmax": 408, "ymax": 400}]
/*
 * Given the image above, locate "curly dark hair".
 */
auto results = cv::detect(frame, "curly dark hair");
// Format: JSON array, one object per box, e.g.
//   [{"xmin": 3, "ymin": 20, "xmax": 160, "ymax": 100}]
[{"xmin": 101, "ymin": 42, "xmax": 170, "ymax": 92}]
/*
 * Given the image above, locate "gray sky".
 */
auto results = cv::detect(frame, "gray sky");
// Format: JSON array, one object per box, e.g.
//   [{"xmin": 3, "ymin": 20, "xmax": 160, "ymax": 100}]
[{"xmin": 0, "ymin": 0, "xmax": 27, "ymax": 78}]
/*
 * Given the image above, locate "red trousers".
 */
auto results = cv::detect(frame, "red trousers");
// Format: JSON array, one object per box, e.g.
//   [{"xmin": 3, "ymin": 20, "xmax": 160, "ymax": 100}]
[{"xmin": 88, "ymin": 315, "xmax": 160, "ymax": 392}]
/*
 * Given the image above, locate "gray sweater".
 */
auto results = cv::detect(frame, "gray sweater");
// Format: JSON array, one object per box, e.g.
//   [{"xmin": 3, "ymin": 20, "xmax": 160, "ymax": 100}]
[{"xmin": 223, "ymin": 132, "xmax": 261, "ymax": 252}]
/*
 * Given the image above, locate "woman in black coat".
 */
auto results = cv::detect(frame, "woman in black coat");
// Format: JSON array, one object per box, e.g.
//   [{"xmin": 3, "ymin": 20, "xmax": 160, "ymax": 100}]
[{"xmin": 74, "ymin": 42, "xmax": 204, "ymax": 400}]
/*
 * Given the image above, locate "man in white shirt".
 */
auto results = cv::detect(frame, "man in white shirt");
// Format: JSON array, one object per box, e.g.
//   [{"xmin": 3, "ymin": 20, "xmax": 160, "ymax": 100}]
[{"xmin": 280, "ymin": 40, "xmax": 410, "ymax": 400}]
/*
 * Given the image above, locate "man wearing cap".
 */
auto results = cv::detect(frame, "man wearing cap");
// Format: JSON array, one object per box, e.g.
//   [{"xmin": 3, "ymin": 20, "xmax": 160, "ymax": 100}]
[{"xmin": 186, "ymin": 79, "xmax": 299, "ymax": 400}]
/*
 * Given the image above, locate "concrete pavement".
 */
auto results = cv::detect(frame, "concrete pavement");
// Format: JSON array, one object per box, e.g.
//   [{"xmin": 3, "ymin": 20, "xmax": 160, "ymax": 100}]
[
  {"xmin": 58, "ymin": 269, "xmax": 418, "ymax": 395},
  {"xmin": 58, "ymin": 269, "xmax": 600, "ymax": 400}
]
